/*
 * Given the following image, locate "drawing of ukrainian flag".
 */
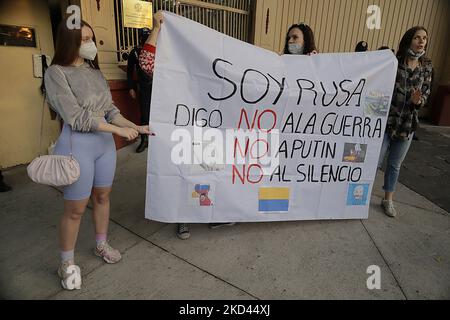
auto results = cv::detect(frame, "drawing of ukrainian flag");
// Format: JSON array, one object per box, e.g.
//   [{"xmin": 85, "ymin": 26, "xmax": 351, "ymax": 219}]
[{"xmin": 259, "ymin": 188, "xmax": 290, "ymax": 212}]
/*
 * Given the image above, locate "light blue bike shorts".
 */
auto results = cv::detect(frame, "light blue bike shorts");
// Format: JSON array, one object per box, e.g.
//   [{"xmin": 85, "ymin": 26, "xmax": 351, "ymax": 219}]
[{"xmin": 54, "ymin": 122, "xmax": 117, "ymax": 200}]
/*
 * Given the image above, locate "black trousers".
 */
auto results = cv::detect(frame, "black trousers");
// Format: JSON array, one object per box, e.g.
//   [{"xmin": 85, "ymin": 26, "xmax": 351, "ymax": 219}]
[{"xmin": 138, "ymin": 82, "xmax": 153, "ymax": 125}]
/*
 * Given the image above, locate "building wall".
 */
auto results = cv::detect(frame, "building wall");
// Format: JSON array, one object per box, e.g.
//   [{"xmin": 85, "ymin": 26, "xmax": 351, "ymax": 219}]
[
  {"xmin": 254, "ymin": 0, "xmax": 450, "ymax": 87},
  {"xmin": 0, "ymin": 0, "xmax": 60, "ymax": 169}
]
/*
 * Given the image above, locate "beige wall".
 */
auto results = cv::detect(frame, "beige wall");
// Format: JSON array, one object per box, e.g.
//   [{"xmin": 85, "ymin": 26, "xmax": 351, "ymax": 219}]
[
  {"xmin": 254, "ymin": 0, "xmax": 450, "ymax": 86},
  {"xmin": 0, "ymin": 0, "xmax": 60, "ymax": 169}
]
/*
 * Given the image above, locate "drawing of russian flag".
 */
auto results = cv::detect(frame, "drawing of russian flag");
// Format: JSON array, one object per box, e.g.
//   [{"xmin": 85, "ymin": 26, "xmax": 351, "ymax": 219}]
[
  {"xmin": 195, "ymin": 184, "xmax": 210, "ymax": 194},
  {"xmin": 258, "ymin": 188, "xmax": 290, "ymax": 212}
]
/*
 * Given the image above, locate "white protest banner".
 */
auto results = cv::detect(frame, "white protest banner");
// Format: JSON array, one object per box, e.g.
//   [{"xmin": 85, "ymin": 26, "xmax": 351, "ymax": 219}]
[{"xmin": 145, "ymin": 12, "xmax": 397, "ymax": 223}]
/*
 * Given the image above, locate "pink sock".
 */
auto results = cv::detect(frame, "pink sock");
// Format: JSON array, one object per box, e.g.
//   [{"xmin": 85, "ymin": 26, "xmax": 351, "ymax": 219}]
[{"xmin": 95, "ymin": 233, "xmax": 107, "ymax": 246}]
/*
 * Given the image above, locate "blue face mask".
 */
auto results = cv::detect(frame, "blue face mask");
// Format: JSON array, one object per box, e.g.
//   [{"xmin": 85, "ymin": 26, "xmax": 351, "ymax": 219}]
[
  {"xmin": 407, "ymin": 48, "xmax": 425, "ymax": 60},
  {"xmin": 288, "ymin": 43, "xmax": 304, "ymax": 55}
]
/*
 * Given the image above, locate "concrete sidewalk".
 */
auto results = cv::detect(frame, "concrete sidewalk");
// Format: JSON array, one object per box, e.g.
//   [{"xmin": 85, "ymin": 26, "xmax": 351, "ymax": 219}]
[{"xmin": 1, "ymin": 143, "xmax": 449, "ymax": 300}]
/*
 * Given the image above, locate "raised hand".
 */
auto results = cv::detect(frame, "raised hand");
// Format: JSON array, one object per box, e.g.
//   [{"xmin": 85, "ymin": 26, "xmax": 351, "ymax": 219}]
[
  {"xmin": 154, "ymin": 11, "xmax": 164, "ymax": 29},
  {"xmin": 411, "ymin": 88, "xmax": 422, "ymax": 105}
]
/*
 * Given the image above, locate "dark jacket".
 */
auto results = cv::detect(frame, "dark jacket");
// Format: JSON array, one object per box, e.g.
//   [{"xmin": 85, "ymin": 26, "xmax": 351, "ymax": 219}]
[
  {"xmin": 127, "ymin": 46, "xmax": 152, "ymax": 90},
  {"xmin": 386, "ymin": 57, "xmax": 433, "ymax": 140}
]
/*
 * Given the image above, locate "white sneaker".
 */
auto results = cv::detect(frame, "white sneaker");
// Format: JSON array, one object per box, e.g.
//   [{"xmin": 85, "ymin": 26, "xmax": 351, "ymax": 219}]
[
  {"xmin": 94, "ymin": 241, "xmax": 122, "ymax": 264},
  {"xmin": 381, "ymin": 199, "xmax": 397, "ymax": 217},
  {"xmin": 57, "ymin": 261, "xmax": 82, "ymax": 290}
]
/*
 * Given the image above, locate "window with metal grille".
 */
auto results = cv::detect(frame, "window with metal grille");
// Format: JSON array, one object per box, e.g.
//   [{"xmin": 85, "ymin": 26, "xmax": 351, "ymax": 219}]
[{"xmin": 113, "ymin": 0, "xmax": 253, "ymax": 63}]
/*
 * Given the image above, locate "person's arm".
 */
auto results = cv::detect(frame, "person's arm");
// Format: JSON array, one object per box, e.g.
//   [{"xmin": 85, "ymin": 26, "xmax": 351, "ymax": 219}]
[
  {"xmin": 101, "ymin": 71, "xmax": 155, "ymax": 136},
  {"xmin": 414, "ymin": 61, "xmax": 433, "ymax": 109},
  {"xmin": 147, "ymin": 11, "xmax": 163, "ymax": 46},
  {"xmin": 139, "ymin": 44, "xmax": 156, "ymax": 77},
  {"xmin": 111, "ymin": 114, "xmax": 155, "ymax": 135},
  {"xmin": 97, "ymin": 121, "xmax": 139, "ymax": 141},
  {"xmin": 138, "ymin": 11, "xmax": 163, "ymax": 77}
]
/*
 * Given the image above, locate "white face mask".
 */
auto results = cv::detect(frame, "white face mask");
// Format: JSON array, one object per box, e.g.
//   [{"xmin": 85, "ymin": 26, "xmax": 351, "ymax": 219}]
[
  {"xmin": 288, "ymin": 43, "xmax": 304, "ymax": 55},
  {"xmin": 79, "ymin": 41, "xmax": 97, "ymax": 61},
  {"xmin": 407, "ymin": 48, "xmax": 425, "ymax": 60}
]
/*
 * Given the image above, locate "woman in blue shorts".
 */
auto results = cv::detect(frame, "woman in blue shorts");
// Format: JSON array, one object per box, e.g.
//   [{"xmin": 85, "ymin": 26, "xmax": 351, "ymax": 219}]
[{"xmin": 44, "ymin": 17, "xmax": 154, "ymax": 290}]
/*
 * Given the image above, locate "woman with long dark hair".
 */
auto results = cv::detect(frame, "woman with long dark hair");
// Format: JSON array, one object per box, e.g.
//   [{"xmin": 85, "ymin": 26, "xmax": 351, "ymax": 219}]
[
  {"xmin": 44, "ymin": 18, "xmax": 154, "ymax": 290},
  {"xmin": 378, "ymin": 26, "xmax": 433, "ymax": 217},
  {"xmin": 283, "ymin": 23, "xmax": 318, "ymax": 55}
]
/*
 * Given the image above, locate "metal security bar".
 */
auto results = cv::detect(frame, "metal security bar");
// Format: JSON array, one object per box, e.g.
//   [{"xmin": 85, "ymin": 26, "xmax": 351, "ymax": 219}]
[{"xmin": 114, "ymin": 0, "xmax": 252, "ymax": 63}]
